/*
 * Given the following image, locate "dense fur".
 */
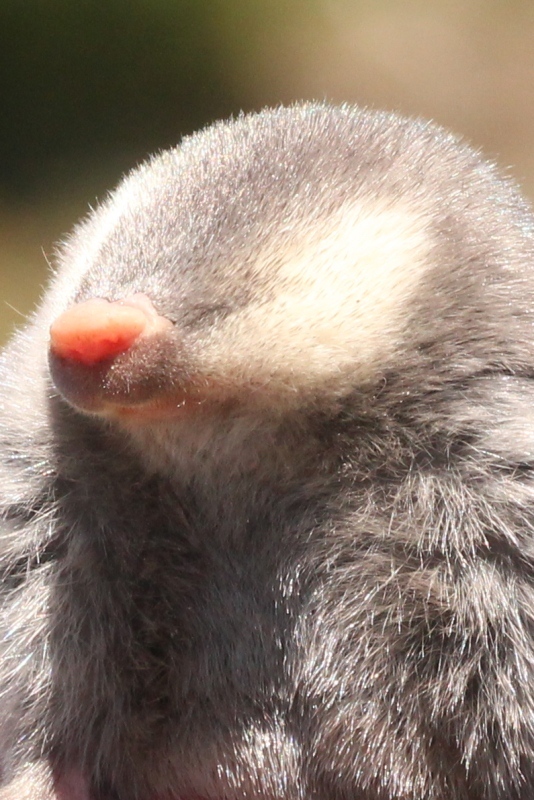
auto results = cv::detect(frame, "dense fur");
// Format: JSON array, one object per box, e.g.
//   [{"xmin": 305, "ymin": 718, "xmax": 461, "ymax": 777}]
[{"xmin": 2, "ymin": 104, "xmax": 534, "ymax": 799}]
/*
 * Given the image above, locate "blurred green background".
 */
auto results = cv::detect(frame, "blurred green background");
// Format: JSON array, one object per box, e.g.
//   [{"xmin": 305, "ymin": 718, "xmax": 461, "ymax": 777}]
[{"xmin": 2, "ymin": 0, "xmax": 534, "ymax": 343}]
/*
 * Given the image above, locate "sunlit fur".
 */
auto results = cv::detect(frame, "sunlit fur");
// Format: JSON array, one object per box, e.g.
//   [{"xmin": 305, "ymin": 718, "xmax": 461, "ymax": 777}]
[{"xmin": 2, "ymin": 104, "xmax": 534, "ymax": 799}]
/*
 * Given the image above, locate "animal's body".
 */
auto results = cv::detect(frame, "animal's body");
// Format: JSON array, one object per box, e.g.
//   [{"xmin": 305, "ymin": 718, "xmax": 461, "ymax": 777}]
[{"xmin": 2, "ymin": 104, "xmax": 534, "ymax": 799}]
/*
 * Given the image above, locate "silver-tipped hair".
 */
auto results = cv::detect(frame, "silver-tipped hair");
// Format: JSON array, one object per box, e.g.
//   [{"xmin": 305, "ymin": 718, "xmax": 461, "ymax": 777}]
[{"xmin": 2, "ymin": 103, "xmax": 534, "ymax": 799}]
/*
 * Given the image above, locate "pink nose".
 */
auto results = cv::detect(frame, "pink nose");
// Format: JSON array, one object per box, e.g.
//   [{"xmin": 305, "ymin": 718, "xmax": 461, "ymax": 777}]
[
  {"xmin": 49, "ymin": 294, "xmax": 173, "ymax": 366},
  {"xmin": 50, "ymin": 298, "xmax": 147, "ymax": 365}
]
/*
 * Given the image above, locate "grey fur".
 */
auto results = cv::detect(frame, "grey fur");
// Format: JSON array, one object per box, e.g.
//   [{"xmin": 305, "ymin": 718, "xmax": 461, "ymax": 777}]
[{"xmin": 2, "ymin": 103, "xmax": 534, "ymax": 799}]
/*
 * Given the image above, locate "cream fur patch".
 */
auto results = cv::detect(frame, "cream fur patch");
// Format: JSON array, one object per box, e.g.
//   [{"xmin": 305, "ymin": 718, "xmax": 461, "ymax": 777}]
[{"xmin": 201, "ymin": 200, "xmax": 431, "ymax": 399}]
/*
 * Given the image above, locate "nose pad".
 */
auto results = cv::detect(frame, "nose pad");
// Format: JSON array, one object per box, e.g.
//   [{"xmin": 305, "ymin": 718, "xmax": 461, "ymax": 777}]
[{"xmin": 49, "ymin": 295, "xmax": 173, "ymax": 366}]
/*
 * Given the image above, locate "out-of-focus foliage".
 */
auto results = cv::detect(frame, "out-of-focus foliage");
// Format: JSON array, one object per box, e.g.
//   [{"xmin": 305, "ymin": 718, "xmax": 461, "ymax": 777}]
[
  {"xmin": 0, "ymin": 0, "xmax": 322, "ymax": 198},
  {"xmin": 0, "ymin": 0, "xmax": 237, "ymax": 196},
  {"xmin": 2, "ymin": 0, "xmax": 534, "ymax": 341}
]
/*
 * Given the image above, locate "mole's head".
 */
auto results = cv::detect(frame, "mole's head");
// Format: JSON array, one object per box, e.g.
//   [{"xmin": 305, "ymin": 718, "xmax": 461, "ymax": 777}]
[{"xmin": 45, "ymin": 104, "xmax": 534, "ymax": 431}]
